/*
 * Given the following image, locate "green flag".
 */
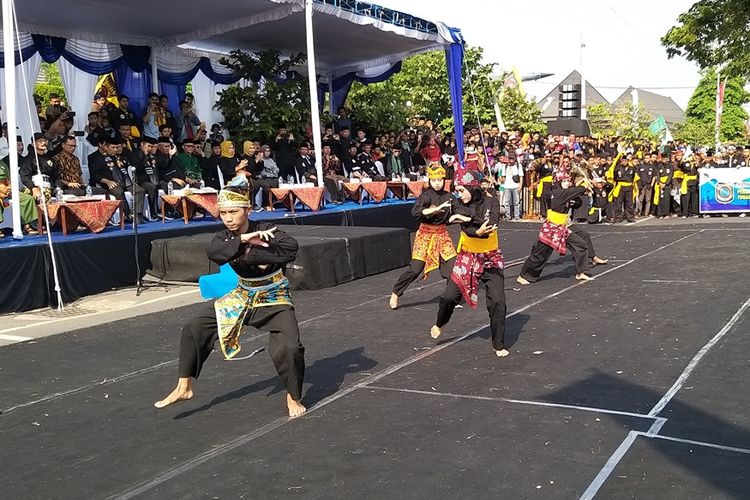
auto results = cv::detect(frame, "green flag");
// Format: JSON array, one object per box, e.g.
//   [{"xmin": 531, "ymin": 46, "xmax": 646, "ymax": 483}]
[{"xmin": 649, "ymin": 116, "xmax": 667, "ymax": 135}]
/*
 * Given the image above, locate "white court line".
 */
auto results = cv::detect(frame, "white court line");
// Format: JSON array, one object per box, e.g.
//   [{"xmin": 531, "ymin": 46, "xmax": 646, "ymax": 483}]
[
  {"xmin": 639, "ymin": 432, "xmax": 750, "ymax": 455},
  {"xmin": 579, "ymin": 294, "xmax": 750, "ymax": 499},
  {"xmin": 642, "ymin": 279, "xmax": 698, "ymax": 284},
  {"xmin": 0, "ymin": 288, "xmax": 202, "ymax": 336},
  {"xmin": 0, "ymin": 270, "xmax": 467, "ymax": 415},
  {"xmin": 1, "ymin": 361, "xmax": 179, "ymax": 414},
  {"xmin": 367, "ymin": 386, "xmax": 658, "ymax": 421},
  {"xmin": 648, "ymin": 296, "xmax": 750, "ymax": 417},
  {"xmin": 109, "ymin": 231, "xmax": 702, "ymax": 500},
  {"xmin": 580, "ymin": 431, "xmax": 639, "ymax": 500},
  {"xmin": 0, "ymin": 333, "xmax": 33, "ymax": 341}
]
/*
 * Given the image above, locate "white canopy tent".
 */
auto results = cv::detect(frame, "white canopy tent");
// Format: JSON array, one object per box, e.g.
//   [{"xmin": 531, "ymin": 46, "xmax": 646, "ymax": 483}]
[{"xmin": 1, "ymin": 0, "xmax": 464, "ymax": 311}]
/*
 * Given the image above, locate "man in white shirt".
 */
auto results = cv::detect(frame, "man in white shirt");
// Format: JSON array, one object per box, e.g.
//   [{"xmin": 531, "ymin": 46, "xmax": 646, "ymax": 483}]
[{"xmin": 500, "ymin": 158, "xmax": 522, "ymax": 220}]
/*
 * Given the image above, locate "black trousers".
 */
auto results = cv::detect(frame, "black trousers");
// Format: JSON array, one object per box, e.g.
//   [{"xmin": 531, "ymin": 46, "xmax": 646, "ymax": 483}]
[
  {"xmin": 140, "ymin": 181, "xmax": 159, "ymax": 217},
  {"xmin": 681, "ymin": 186, "xmax": 699, "ymax": 216},
  {"xmin": 614, "ymin": 186, "xmax": 634, "ymax": 222},
  {"xmin": 656, "ymin": 186, "xmax": 671, "ymax": 217},
  {"xmin": 587, "ymin": 203, "xmax": 613, "ymax": 224},
  {"xmin": 323, "ymin": 175, "xmax": 347, "ymax": 202},
  {"xmin": 102, "ymin": 183, "xmax": 145, "ymax": 217},
  {"xmin": 253, "ymin": 178, "xmax": 279, "ymax": 207},
  {"xmin": 178, "ymin": 302, "xmax": 305, "ymax": 401},
  {"xmin": 520, "ymin": 225, "xmax": 593, "ymax": 282},
  {"xmin": 392, "ymin": 257, "xmax": 454, "ymax": 297},
  {"xmin": 435, "ymin": 268, "xmax": 506, "ymax": 350},
  {"xmin": 61, "ymin": 186, "xmax": 107, "ymax": 197}
]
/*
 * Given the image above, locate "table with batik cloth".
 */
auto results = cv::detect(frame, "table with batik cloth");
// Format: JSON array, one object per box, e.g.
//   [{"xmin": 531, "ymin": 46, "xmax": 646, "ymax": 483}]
[
  {"xmin": 342, "ymin": 181, "xmax": 391, "ymax": 204},
  {"xmin": 38, "ymin": 199, "xmax": 124, "ymax": 235},
  {"xmin": 385, "ymin": 180, "xmax": 433, "ymax": 200},
  {"xmin": 269, "ymin": 186, "xmax": 325, "ymax": 213},
  {"xmin": 160, "ymin": 193, "xmax": 219, "ymax": 224}
]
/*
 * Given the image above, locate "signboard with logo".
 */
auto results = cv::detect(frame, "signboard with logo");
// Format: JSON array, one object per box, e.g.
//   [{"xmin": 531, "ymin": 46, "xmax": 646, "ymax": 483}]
[{"xmin": 699, "ymin": 167, "xmax": 750, "ymax": 213}]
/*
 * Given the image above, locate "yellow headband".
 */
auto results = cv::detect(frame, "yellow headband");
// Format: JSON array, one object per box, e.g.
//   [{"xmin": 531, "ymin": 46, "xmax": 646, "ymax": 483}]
[
  {"xmin": 427, "ymin": 164, "xmax": 446, "ymax": 179},
  {"xmin": 217, "ymin": 176, "xmax": 251, "ymax": 209}
]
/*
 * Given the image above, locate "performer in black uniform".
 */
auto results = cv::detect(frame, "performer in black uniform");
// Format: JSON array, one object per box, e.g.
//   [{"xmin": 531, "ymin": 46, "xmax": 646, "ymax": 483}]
[
  {"xmin": 155, "ymin": 176, "xmax": 306, "ymax": 418},
  {"xmin": 430, "ymin": 170, "xmax": 509, "ymax": 357},
  {"xmin": 390, "ymin": 165, "xmax": 458, "ymax": 309},
  {"xmin": 517, "ymin": 170, "xmax": 608, "ymax": 284},
  {"xmin": 612, "ymin": 156, "xmax": 635, "ymax": 222}
]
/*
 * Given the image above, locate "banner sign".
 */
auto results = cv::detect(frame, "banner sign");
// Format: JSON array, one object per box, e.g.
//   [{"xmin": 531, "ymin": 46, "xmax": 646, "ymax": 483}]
[{"xmin": 699, "ymin": 167, "xmax": 750, "ymax": 213}]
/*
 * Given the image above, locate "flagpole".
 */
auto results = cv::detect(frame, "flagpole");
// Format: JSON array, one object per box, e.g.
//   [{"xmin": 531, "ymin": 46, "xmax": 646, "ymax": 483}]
[{"xmin": 714, "ymin": 67, "xmax": 721, "ymax": 152}]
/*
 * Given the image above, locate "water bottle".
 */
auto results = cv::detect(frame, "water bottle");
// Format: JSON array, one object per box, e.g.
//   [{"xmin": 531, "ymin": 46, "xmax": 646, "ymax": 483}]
[
  {"xmin": 391, "ymin": 172, "xmax": 396, "ymax": 181},
  {"xmin": 85, "ymin": 185, "xmax": 92, "ymax": 198},
  {"xmin": 55, "ymin": 187, "xmax": 64, "ymax": 202},
  {"xmin": 301, "ymin": 175, "xmax": 306, "ymax": 185},
  {"xmin": 167, "ymin": 181, "xmax": 174, "ymax": 195},
  {"xmin": 278, "ymin": 176, "xmax": 283, "ymax": 186},
  {"xmin": 199, "ymin": 179, "xmax": 205, "ymax": 190}
]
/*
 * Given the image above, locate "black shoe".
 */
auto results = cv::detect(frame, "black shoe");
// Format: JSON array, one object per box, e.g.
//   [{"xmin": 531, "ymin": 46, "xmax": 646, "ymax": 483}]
[{"xmin": 137, "ymin": 215, "xmax": 146, "ymax": 225}]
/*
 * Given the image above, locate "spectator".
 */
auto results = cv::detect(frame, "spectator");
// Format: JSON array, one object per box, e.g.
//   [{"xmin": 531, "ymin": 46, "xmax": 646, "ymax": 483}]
[{"xmin": 175, "ymin": 100, "xmax": 201, "ymax": 142}]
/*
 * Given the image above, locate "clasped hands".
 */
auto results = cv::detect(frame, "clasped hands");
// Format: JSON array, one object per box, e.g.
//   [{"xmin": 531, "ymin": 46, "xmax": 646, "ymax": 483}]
[{"xmin": 240, "ymin": 227, "xmax": 277, "ymax": 247}]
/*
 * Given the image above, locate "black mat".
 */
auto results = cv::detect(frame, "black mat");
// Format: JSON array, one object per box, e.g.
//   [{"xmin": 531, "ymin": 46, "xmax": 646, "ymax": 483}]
[
  {"xmin": 2, "ymin": 223, "xmax": 750, "ymax": 499},
  {"xmin": 147, "ymin": 225, "xmax": 411, "ymax": 290},
  {"xmin": 0, "ymin": 203, "xmax": 416, "ymax": 313}
]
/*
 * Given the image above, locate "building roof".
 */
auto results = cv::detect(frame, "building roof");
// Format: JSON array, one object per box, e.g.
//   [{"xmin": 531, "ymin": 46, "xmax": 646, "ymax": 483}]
[
  {"xmin": 537, "ymin": 70, "xmax": 610, "ymax": 121},
  {"xmin": 611, "ymin": 87, "xmax": 685, "ymax": 124}
]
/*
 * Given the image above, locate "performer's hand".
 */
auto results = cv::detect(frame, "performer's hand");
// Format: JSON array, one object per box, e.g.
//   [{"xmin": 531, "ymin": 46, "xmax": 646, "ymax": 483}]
[
  {"xmin": 449, "ymin": 214, "xmax": 471, "ymax": 223},
  {"xmin": 242, "ymin": 227, "xmax": 277, "ymax": 247},
  {"xmin": 69, "ymin": 182, "xmax": 82, "ymax": 189},
  {"xmin": 477, "ymin": 219, "xmax": 497, "ymax": 236}
]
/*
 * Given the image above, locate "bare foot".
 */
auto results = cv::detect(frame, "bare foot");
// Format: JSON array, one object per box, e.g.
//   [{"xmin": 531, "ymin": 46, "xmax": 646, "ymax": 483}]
[
  {"xmin": 576, "ymin": 273, "xmax": 593, "ymax": 281},
  {"xmin": 430, "ymin": 325, "xmax": 442, "ymax": 339},
  {"xmin": 495, "ymin": 349, "xmax": 510, "ymax": 357},
  {"xmin": 516, "ymin": 276, "xmax": 530, "ymax": 285},
  {"xmin": 389, "ymin": 293, "xmax": 398, "ymax": 310},
  {"xmin": 154, "ymin": 384, "xmax": 193, "ymax": 409},
  {"xmin": 287, "ymin": 394, "xmax": 306, "ymax": 418},
  {"xmin": 592, "ymin": 256, "xmax": 608, "ymax": 265}
]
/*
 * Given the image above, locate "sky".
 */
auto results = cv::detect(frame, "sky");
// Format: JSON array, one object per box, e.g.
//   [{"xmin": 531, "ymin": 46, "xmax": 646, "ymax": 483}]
[{"xmin": 374, "ymin": 0, "xmax": 702, "ymax": 110}]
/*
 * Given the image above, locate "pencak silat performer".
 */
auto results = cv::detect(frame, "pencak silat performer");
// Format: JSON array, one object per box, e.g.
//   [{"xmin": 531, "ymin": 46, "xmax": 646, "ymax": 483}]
[
  {"xmin": 390, "ymin": 163, "xmax": 458, "ymax": 310},
  {"xmin": 517, "ymin": 170, "xmax": 608, "ymax": 285},
  {"xmin": 430, "ymin": 170, "xmax": 510, "ymax": 358},
  {"xmin": 154, "ymin": 176, "xmax": 306, "ymax": 418}
]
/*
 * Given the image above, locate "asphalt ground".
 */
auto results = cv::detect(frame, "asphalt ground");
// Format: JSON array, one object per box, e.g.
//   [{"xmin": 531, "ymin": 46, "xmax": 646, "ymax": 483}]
[{"xmin": 1, "ymin": 218, "xmax": 748, "ymax": 499}]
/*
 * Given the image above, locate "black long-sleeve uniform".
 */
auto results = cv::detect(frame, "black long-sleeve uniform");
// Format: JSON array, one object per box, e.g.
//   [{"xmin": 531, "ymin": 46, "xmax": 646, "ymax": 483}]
[
  {"xmin": 520, "ymin": 186, "xmax": 597, "ymax": 282},
  {"xmin": 435, "ymin": 190, "xmax": 507, "ymax": 351},
  {"xmin": 392, "ymin": 188, "xmax": 458, "ymax": 296},
  {"xmin": 177, "ymin": 222, "xmax": 305, "ymax": 401}
]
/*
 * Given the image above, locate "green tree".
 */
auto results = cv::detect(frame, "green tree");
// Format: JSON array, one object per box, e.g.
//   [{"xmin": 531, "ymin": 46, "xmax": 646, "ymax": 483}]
[
  {"xmin": 682, "ymin": 67, "xmax": 748, "ymax": 144},
  {"xmin": 495, "ymin": 86, "xmax": 545, "ymax": 134},
  {"xmin": 347, "ymin": 46, "xmax": 508, "ymax": 132},
  {"xmin": 215, "ymin": 50, "xmax": 310, "ymax": 144},
  {"xmin": 35, "ymin": 62, "xmax": 67, "ymax": 105},
  {"xmin": 671, "ymin": 119, "xmax": 715, "ymax": 146},
  {"xmin": 586, "ymin": 102, "xmax": 614, "ymax": 138},
  {"xmin": 662, "ymin": 0, "xmax": 750, "ymax": 78},
  {"xmin": 609, "ymin": 103, "xmax": 657, "ymax": 144}
]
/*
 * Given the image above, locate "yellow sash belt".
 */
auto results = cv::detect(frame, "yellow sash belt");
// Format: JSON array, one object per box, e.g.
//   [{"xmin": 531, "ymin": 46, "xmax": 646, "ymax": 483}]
[
  {"xmin": 546, "ymin": 209, "xmax": 569, "ymax": 225},
  {"xmin": 612, "ymin": 181, "xmax": 633, "ymax": 199},
  {"xmin": 457, "ymin": 230, "xmax": 499, "ymax": 253},
  {"xmin": 653, "ymin": 175, "xmax": 669, "ymax": 204}
]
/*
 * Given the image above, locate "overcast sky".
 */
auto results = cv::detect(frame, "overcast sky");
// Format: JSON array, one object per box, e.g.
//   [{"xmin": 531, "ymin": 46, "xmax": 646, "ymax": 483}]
[{"xmin": 375, "ymin": 0, "xmax": 702, "ymax": 110}]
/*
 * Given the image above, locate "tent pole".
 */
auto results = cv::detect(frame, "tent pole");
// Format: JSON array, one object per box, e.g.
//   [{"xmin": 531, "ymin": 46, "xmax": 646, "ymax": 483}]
[
  {"xmin": 2, "ymin": 0, "xmax": 23, "ymax": 239},
  {"xmin": 305, "ymin": 0, "xmax": 324, "ymax": 186},
  {"xmin": 151, "ymin": 48, "xmax": 159, "ymax": 93}
]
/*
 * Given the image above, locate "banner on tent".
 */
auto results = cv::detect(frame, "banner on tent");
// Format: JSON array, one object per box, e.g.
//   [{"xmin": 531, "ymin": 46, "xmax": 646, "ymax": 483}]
[{"xmin": 699, "ymin": 167, "xmax": 750, "ymax": 213}]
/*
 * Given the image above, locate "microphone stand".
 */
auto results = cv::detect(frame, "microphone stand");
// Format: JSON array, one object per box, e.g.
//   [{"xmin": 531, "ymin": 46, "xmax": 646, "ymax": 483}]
[{"xmin": 129, "ymin": 165, "xmax": 145, "ymax": 296}]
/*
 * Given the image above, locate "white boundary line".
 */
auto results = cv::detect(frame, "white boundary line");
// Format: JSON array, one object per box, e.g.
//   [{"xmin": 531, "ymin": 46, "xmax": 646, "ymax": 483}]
[
  {"xmin": 579, "ymin": 295, "xmax": 750, "ymax": 499},
  {"xmin": 0, "ymin": 333, "xmax": 32, "ymax": 341},
  {"xmin": 0, "ymin": 289, "xmax": 202, "ymax": 336},
  {"xmin": 639, "ymin": 432, "xmax": 750, "ymax": 455},
  {"xmin": 109, "ymin": 231, "xmax": 701, "ymax": 500},
  {"xmin": 648, "ymin": 296, "xmax": 750, "ymax": 416},
  {"xmin": 367, "ymin": 386, "xmax": 658, "ymax": 421}
]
